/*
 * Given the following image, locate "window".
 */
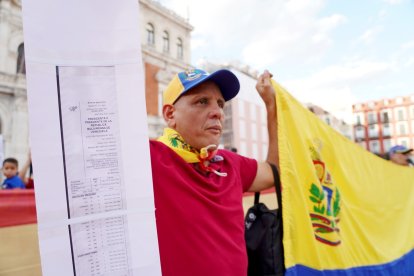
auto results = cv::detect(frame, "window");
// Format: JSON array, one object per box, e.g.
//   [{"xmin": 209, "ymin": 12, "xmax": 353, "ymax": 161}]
[
  {"xmin": 325, "ymin": 117, "xmax": 331, "ymax": 125},
  {"xmin": 383, "ymin": 139, "xmax": 392, "ymax": 153},
  {"xmin": 239, "ymin": 120, "xmax": 246, "ymax": 139},
  {"xmin": 355, "ymin": 126, "xmax": 365, "ymax": 139},
  {"xmin": 254, "ymin": 105, "xmax": 262, "ymax": 123},
  {"xmin": 354, "ymin": 113, "xmax": 364, "ymax": 125},
  {"xmin": 397, "ymin": 138, "xmax": 409, "ymax": 148},
  {"xmin": 146, "ymin": 23, "xmax": 155, "ymax": 45},
  {"xmin": 398, "ymin": 110, "xmax": 404, "ymax": 121},
  {"xmin": 238, "ymin": 100, "xmax": 245, "ymax": 118},
  {"xmin": 260, "ymin": 109, "xmax": 266, "ymax": 124},
  {"xmin": 252, "ymin": 143, "xmax": 258, "ymax": 159},
  {"xmin": 369, "ymin": 140, "xmax": 380, "ymax": 154},
  {"xmin": 368, "ymin": 124, "xmax": 378, "ymax": 138},
  {"xmin": 367, "ymin": 112, "xmax": 376, "ymax": 124},
  {"xmin": 251, "ymin": 123, "xmax": 257, "ymax": 141},
  {"xmin": 177, "ymin": 38, "xmax": 183, "ymax": 59},
  {"xmin": 239, "ymin": 141, "xmax": 247, "ymax": 156},
  {"xmin": 261, "ymin": 126, "xmax": 268, "ymax": 143},
  {"xmin": 382, "ymin": 123, "xmax": 392, "ymax": 137},
  {"xmin": 400, "ymin": 124, "xmax": 406, "ymax": 135},
  {"xmin": 16, "ymin": 43, "xmax": 26, "ymax": 74},
  {"xmin": 381, "ymin": 111, "xmax": 389, "ymax": 123},
  {"xmin": 261, "ymin": 144, "xmax": 268, "ymax": 159},
  {"xmin": 410, "ymin": 105, "xmax": 414, "ymax": 119},
  {"xmin": 397, "ymin": 122, "xmax": 408, "ymax": 135},
  {"xmin": 395, "ymin": 107, "xmax": 406, "ymax": 121},
  {"xmin": 162, "ymin": 31, "xmax": 169, "ymax": 53}
]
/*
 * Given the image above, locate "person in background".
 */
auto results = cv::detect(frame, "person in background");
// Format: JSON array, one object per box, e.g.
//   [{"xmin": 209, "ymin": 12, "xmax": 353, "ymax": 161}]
[
  {"xmin": 389, "ymin": 145, "xmax": 413, "ymax": 166},
  {"xmin": 1, "ymin": 157, "xmax": 26, "ymax": 189}
]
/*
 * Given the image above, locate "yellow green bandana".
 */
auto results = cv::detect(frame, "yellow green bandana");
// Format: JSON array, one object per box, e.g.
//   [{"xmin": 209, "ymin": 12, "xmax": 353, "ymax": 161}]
[{"xmin": 157, "ymin": 128, "xmax": 227, "ymax": 177}]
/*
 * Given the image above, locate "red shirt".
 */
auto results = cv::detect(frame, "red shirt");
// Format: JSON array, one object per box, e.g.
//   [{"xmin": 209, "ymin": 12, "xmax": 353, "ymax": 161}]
[{"xmin": 150, "ymin": 141, "xmax": 258, "ymax": 276}]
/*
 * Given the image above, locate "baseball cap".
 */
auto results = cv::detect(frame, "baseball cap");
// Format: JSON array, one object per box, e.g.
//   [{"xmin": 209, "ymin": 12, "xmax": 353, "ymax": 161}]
[
  {"xmin": 163, "ymin": 68, "xmax": 240, "ymax": 105},
  {"xmin": 389, "ymin": 145, "xmax": 413, "ymax": 155}
]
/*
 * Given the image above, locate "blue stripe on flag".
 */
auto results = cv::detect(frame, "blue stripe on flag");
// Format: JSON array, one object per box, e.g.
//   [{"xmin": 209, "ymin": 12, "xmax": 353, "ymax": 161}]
[{"xmin": 286, "ymin": 248, "xmax": 414, "ymax": 276}]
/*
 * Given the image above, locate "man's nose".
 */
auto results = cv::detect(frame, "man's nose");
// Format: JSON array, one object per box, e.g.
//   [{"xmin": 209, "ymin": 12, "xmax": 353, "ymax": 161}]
[{"xmin": 209, "ymin": 104, "xmax": 224, "ymax": 120}]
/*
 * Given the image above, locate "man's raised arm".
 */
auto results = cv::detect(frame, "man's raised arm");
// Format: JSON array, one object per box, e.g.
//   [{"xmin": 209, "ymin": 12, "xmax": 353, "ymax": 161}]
[{"xmin": 249, "ymin": 70, "xmax": 279, "ymax": 193}]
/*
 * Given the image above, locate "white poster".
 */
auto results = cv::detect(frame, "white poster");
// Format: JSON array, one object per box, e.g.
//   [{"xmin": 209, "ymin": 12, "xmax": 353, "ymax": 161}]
[{"xmin": 21, "ymin": 1, "xmax": 161, "ymax": 275}]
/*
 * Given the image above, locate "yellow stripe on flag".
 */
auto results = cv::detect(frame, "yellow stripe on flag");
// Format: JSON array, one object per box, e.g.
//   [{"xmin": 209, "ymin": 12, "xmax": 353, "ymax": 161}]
[{"xmin": 273, "ymin": 80, "xmax": 414, "ymax": 274}]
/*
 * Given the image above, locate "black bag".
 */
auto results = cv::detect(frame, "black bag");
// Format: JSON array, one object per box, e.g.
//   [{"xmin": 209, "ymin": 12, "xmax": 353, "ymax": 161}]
[{"xmin": 245, "ymin": 163, "xmax": 285, "ymax": 276}]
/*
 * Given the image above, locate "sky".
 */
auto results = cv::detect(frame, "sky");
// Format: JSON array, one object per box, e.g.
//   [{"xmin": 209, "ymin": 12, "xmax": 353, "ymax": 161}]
[{"xmin": 158, "ymin": 0, "xmax": 414, "ymax": 123}]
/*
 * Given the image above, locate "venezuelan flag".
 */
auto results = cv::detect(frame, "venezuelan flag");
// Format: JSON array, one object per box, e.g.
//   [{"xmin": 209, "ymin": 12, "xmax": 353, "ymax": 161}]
[{"xmin": 274, "ymin": 80, "xmax": 414, "ymax": 275}]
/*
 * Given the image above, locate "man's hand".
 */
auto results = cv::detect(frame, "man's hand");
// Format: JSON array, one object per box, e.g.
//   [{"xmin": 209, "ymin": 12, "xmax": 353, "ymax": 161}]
[
  {"xmin": 249, "ymin": 70, "xmax": 279, "ymax": 194},
  {"xmin": 256, "ymin": 70, "xmax": 276, "ymax": 108}
]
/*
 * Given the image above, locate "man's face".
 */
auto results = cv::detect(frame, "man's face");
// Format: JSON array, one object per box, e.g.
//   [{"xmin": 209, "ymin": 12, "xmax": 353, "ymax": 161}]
[
  {"xmin": 3, "ymin": 162, "xmax": 18, "ymax": 178},
  {"xmin": 390, "ymin": 152, "xmax": 411, "ymax": 166},
  {"xmin": 166, "ymin": 81, "xmax": 225, "ymax": 150}
]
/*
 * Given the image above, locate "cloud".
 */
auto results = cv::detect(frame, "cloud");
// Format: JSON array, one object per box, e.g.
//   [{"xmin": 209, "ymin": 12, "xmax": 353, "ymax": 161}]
[
  {"xmin": 404, "ymin": 57, "xmax": 414, "ymax": 68},
  {"xmin": 383, "ymin": 0, "xmax": 406, "ymax": 5},
  {"xmin": 158, "ymin": 0, "xmax": 413, "ymax": 123},
  {"xmin": 378, "ymin": 9, "xmax": 387, "ymax": 19},
  {"xmin": 160, "ymin": 0, "xmax": 346, "ymax": 69},
  {"xmin": 402, "ymin": 40, "xmax": 414, "ymax": 49},
  {"xmin": 241, "ymin": 10, "xmax": 347, "ymax": 68},
  {"xmin": 282, "ymin": 59, "xmax": 392, "ymax": 122},
  {"xmin": 355, "ymin": 26, "xmax": 383, "ymax": 45}
]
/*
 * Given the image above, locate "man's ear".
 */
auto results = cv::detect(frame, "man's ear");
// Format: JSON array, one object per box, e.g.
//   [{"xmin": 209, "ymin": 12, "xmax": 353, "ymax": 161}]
[{"xmin": 162, "ymin": 104, "xmax": 176, "ymax": 128}]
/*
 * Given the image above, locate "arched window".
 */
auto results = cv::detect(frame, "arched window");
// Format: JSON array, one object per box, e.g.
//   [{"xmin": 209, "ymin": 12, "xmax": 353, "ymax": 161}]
[
  {"xmin": 146, "ymin": 23, "xmax": 155, "ymax": 45},
  {"xmin": 177, "ymin": 38, "xmax": 183, "ymax": 59},
  {"xmin": 16, "ymin": 43, "xmax": 26, "ymax": 74},
  {"xmin": 163, "ymin": 31, "xmax": 170, "ymax": 53}
]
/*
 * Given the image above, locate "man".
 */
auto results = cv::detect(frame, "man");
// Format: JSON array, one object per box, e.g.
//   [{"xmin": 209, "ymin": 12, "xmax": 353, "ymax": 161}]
[
  {"xmin": 389, "ymin": 145, "xmax": 413, "ymax": 166},
  {"xmin": 149, "ymin": 68, "xmax": 277, "ymax": 276}
]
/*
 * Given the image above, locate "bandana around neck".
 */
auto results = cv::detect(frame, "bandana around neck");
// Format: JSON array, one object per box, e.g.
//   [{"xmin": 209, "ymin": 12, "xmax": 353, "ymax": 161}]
[{"xmin": 157, "ymin": 128, "xmax": 227, "ymax": 177}]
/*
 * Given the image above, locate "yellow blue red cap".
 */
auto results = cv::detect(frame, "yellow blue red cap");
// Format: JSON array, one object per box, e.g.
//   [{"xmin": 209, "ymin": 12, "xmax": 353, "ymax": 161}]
[
  {"xmin": 389, "ymin": 145, "xmax": 413, "ymax": 155},
  {"xmin": 163, "ymin": 68, "xmax": 240, "ymax": 105}
]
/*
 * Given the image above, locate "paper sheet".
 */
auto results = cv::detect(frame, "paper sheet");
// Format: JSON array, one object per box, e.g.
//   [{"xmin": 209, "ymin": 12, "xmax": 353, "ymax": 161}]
[{"xmin": 21, "ymin": 1, "xmax": 161, "ymax": 275}]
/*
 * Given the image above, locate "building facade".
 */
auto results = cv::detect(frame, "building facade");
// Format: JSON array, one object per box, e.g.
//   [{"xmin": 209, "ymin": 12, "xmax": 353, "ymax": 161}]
[
  {"xmin": 306, "ymin": 103, "xmax": 354, "ymax": 141},
  {"xmin": 0, "ymin": 0, "xmax": 28, "ymax": 163},
  {"xmin": 353, "ymin": 95, "xmax": 414, "ymax": 156},
  {"xmin": 0, "ymin": 0, "xmax": 193, "ymax": 164},
  {"xmin": 139, "ymin": 0, "xmax": 193, "ymax": 138}
]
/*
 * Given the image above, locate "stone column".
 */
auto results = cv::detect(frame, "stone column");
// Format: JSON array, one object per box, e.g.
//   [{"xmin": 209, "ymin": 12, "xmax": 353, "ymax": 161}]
[{"xmin": 10, "ymin": 85, "xmax": 29, "ymax": 163}]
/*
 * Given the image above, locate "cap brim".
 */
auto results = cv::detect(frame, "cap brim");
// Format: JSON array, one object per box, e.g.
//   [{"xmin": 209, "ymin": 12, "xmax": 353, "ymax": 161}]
[
  {"xmin": 398, "ymin": 149, "xmax": 413, "ymax": 154},
  {"xmin": 208, "ymin": 69, "xmax": 240, "ymax": 102},
  {"xmin": 180, "ymin": 69, "xmax": 240, "ymax": 102}
]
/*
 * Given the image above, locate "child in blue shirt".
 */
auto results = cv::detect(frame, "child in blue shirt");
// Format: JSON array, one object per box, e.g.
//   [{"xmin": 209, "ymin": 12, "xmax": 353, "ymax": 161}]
[{"xmin": 2, "ymin": 157, "xmax": 26, "ymax": 189}]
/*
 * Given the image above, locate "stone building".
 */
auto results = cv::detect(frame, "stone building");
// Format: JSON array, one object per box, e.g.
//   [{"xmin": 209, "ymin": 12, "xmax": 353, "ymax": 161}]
[
  {"xmin": 0, "ymin": 0, "xmax": 28, "ymax": 164},
  {"xmin": 0, "ymin": 0, "xmax": 193, "ymax": 164},
  {"xmin": 140, "ymin": 0, "xmax": 193, "ymax": 138}
]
